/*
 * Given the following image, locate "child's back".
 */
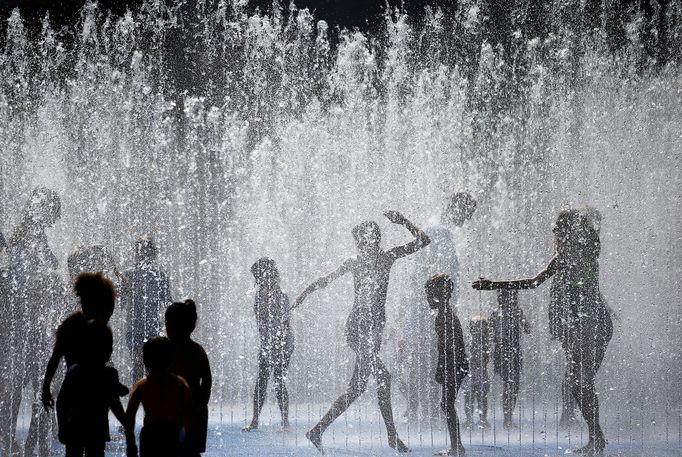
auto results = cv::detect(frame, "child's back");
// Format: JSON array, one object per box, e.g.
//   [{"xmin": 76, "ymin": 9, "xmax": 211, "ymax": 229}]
[
  {"xmin": 126, "ymin": 337, "xmax": 192, "ymax": 457},
  {"xmin": 133, "ymin": 372, "xmax": 191, "ymax": 427}
]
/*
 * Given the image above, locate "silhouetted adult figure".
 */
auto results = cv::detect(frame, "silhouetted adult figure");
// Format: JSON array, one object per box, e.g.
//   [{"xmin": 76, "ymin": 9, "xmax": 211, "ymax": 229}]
[
  {"xmin": 473, "ymin": 208, "xmax": 612, "ymax": 457},
  {"xmin": 0, "ymin": 187, "xmax": 61, "ymax": 457},
  {"xmin": 402, "ymin": 192, "xmax": 476, "ymax": 423},
  {"xmin": 295, "ymin": 210, "xmax": 431, "ymax": 454},
  {"xmin": 243, "ymin": 258, "xmax": 294, "ymax": 432},
  {"xmin": 120, "ymin": 237, "xmax": 172, "ymax": 384}
]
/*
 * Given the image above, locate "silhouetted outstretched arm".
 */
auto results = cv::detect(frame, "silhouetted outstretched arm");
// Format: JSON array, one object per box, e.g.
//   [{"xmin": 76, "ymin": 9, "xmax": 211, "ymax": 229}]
[
  {"xmin": 292, "ymin": 259, "xmax": 354, "ymax": 310},
  {"xmin": 472, "ymin": 257, "xmax": 558, "ymax": 290},
  {"xmin": 385, "ymin": 210, "xmax": 431, "ymax": 260}
]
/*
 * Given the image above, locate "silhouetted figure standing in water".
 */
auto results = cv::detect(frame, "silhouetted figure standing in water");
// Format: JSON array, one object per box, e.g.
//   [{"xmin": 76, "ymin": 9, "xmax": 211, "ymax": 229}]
[
  {"xmin": 121, "ymin": 236, "xmax": 172, "ymax": 384},
  {"xmin": 1, "ymin": 187, "xmax": 61, "ymax": 457},
  {"xmin": 125, "ymin": 336, "xmax": 192, "ymax": 457},
  {"xmin": 402, "ymin": 192, "xmax": 477, "ymax": 423},
  {"xmin": 463, "ymin": 316, "xmax": 491, "ymax": 429},
  {"xmin": 295, "ymin": 210, "xmax": 431, "ymax": 454},
  {"xmin": 165, "ymin": 300, "xmax": 212, "ymax": 457},
  {"xmin": 56, "ymin": 320, "xmax": 127, "ymax": 457},
  {"xmin": 426, "ymin": 274, "xmax": 468, "ymax": 457},
  {"xmin": 489, "ymin": 289, "xmax": 531, "ymax": 428},
  {"xmin": 243, "ymin": 258, "xmax": 295, "ymax": 432},
  {"xmin": 473, "ymin": 208, "xmax": 612, "ymax": 457}
]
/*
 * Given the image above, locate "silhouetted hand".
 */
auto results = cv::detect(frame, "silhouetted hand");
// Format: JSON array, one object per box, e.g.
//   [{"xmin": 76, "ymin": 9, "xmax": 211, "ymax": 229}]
[
  {"xmin": 384, "ymin": 210, "xmax": 407, "ymax": 225},
  {"xmin": 472, "ymin": 278, "xmax": 495, "ymax": 290},
  {"xmin": 41, "ymin": 387, "xmax": 54, "ymax": 410}
]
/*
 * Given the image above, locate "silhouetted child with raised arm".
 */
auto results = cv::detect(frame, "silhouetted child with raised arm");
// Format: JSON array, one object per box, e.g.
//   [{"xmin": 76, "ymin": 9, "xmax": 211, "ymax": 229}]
[
  {"xmin": 295, "ymin": 210, "xmax": 430, "ymax": 454},
  {"xmin": 125, "ymin": 336, "xmax": 192, "ymax": 457},
  {"xmin": 426, "ymin": 274, "xmax": 468, "ymax": 457},
  {"xmin": 463, "ymin": 316, "xmax": 491, "ymax": 429},
  {"xmin": 42, "ymin": 272, "xmax": 126, "ymax": 410},
  {"xmin": 165, "ymin": 300, "xmax": 212, "ymax": 457},
  {"xmin": 473, "ymin": 208, "xmax": 612, "ymax": 457},
  {"xmin": 489, "ymin": 289, "xmax": 531, "ymax": 428},
  {"xmin": 243, "ymin": 258, "xmax": 295, "ymax": 432},
  {"xmin": 56, "ymin": 320, "xmax": 127, "ymax": 457}
]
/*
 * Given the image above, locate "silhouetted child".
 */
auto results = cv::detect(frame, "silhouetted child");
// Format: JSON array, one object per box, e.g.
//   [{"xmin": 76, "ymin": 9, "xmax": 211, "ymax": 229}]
[
  {"xmin": 242, "ymin": 258, "xmax": 295, "ymax": 432},
  {"xmin": 125, "ymin": 336, "xmax": 192, "ymax": 457},
  {"xmin": 56, "ymin": 320, "xmax": 127, "ymax": 457},
  {"xmin": 165, "ymin": 300, "xmax": 212, "ymax": 457},
  {"xmin": 121, "ymin": 236, "xmax": 172, "ymax": 384},
  {"xmin": 489, "ymin": 289, "xmax": 531, "ymax": 429},
  {"xmin": 426, "ymin": 274, "xmax": 468, "ymax": 457},
  {"xmin": 296, "ymin": 210, "xmax": 430, "ymax": 454},
  {"xmin": 42, "ymin": 272, "xmax": 125, "ymax": 410},
  {"xmin": 463, "ymin": 316, "xmax": 491, "ymax": 429},
  {"xmin": 473, "ymin": 208, "xmax": 611, "ymax": 456}
]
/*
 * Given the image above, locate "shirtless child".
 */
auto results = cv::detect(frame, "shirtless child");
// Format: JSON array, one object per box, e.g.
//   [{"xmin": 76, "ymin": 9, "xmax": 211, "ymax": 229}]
[
  {"xmin": 295, "ymin": 210, "xmax": 430, "ymax": 454},
  {"xmin": 125, "ymin": 337, "xmax": 192, "ymax": 457}
]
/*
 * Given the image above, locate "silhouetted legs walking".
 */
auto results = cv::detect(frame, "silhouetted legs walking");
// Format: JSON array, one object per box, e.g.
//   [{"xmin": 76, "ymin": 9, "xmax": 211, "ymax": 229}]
[{"xmin": 307, "ymin": 349, "xmax": 407, "ymax": 452}]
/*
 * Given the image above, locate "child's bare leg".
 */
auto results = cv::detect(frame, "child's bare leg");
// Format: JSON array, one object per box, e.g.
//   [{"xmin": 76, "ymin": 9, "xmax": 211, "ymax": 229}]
[
  {"xmin": 307, "ymin": 358, "xmax": 370, "ymax": 452},
  {"xmin": 244, "ymin": 354, "xmax": 270, "ymax": 431},
  {"xmin": 375, "ymin": 357, "xmax": 409, "ymax": 452},
  {"xmin": 273, "ymin": 356, "xmax": 290, "ymax": 428},
  {"xmin": 441, "ymin": 384, "xmax": 465, "ymax": 456}
]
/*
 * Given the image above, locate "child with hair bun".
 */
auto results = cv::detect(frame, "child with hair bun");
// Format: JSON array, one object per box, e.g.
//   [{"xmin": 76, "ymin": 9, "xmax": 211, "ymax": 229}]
[{"xmin": 165, "ymin": 300, "xmax": 212, "ymax": 457}]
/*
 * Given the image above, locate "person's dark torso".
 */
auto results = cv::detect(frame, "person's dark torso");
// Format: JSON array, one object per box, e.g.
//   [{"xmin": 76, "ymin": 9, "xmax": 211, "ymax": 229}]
[
  {"xmin": 169, "ymin": 339, "xmax": 208, "ymax": 405},
  {"xmin": 58, "ymin": 364, "xmax": 120, "ymax": 444},
  {"xmin": 551, "ymin": 254, "xmax": 610, "ymax": 340},
  {"xmin": 435, "ymin": 309, "xmax": 468, "ymax": 384},
  {"xmin": 469, "ymin": 333, "xmax": 491, "ymax": 371},
  {"xmin": 348, "ymin": 251, "xmax": 394, "ymax": 333},
  {"xmin": 254, "ymin": 287, "xmax": 293, "ymax": 352},
  {"xmin": 123, "ymin": 265, "xmax": 170, "ymax": 344},
  {"xmin": 57, "ymin": 312, "xmax": 89, "ymax": 367},
  {"xmin": 490, "ymin": 307, "xmax": 524, "ymax": 359},
  {"xmin": 8, "ymin": 224, "xmax": 57, "ymax": 291}
]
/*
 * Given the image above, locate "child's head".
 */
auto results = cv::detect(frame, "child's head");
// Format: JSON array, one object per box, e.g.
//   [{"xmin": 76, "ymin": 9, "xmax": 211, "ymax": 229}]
[
  {"xmin": 74, "ymin": 272, "xmax": 116, "ymax": 323},
  {"xmin": 251, "ymin": 257, "xmax": 280, "ymax": 287},
  {"xmin": 82, "ymin": 320, "xmax": 113, "ymax": 365},
  {"xmin": 143, "ymin": 336, "xmax": 173, "ymax": 375},
  {"xmin": 134, "ymin": 236, "xmax": 158, "ymax": 265},
  {"xmin": 425, "ymin": 273, "xmax": 453, "ymax": 310},
  {"xmin": 442, "ymin": 192, "xmax": 477, "ymax": 227},
  {"xmin": 352, "ymin": 221, "xmax": 381, "ymax": 254},
  {"xmin": 165, "ymin": 299, "xmax": 198, "ymax": 340},
  {"xmin": 553, "ymin": 208, "xmax": 601, "ymax": 260}
]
